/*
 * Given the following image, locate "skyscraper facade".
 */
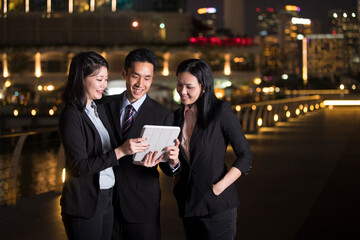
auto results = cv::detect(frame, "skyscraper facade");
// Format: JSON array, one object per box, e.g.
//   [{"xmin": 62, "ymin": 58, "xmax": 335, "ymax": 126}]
[
  {"xmin": 307, "ymin": 34, "xmax": 345, "ymax": 80},
  {"xmin": 329, "ymin": 9, "xmax": 360, "ymax": 74},
  {"xmin": 223, "ymin": 0, "xmax": 245, "ymax": 36}
]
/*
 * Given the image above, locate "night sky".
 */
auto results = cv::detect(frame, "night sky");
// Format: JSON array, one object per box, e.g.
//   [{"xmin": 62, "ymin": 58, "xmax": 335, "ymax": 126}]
[{"xmin": 187, "ymin": 0, "xmax": 358, "ymax": 35}]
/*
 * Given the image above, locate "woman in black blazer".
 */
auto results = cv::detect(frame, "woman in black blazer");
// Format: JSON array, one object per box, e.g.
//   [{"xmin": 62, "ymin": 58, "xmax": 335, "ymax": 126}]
[
  {"xmin": 173, "ymin": 59, "xmax": 253, "ymax": 240},
  {"xmin": 59, "ymin": 52, "xmax": 154, "ymax": 240}
]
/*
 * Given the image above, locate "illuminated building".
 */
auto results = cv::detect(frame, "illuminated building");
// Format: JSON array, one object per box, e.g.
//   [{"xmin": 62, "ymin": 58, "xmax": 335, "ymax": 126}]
[
  {"xmin": 260, "ymin": 35, "xmax": 281, "ymax": 75},
  {"xmin": 224, "ymin": 0, "xmax": 245, "ymax": 36},
  {"xmin": 255, "ymin": 5, "xmax": 312, "ymax": 77},
  {"xmin": 329, "ymin": 9, "xmax": 360, "ymax": 74},
  {"xmin": 278, "ymin": 6, "xmax": 312, "ymax": 76},
  {"xmin": 196, "ymin": 6, "xmax": 219, "ymax": 35},
  {"xmin": 306, "ymin": 34, "xmax": 345, "ymax": 80},
  {"xmin": 256, "ymin": 6, "xmax": 278, "ymax": 36},
  {"xmin": 255, "ymin": 6, "xmax": 280, "ymax": 75}
]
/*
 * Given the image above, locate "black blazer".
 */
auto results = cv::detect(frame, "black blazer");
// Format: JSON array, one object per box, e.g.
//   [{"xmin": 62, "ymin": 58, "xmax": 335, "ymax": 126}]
[
  {"xmin": 173, "ymin": 101, "xmax": 253, "ymax": 218},
  {"xmin": 58, "ymin": 103, "xmax": 118, "ymax": 219},
  {"xmin": 102, "ymin": 92, "xmax": 178, "ymax": 223}
]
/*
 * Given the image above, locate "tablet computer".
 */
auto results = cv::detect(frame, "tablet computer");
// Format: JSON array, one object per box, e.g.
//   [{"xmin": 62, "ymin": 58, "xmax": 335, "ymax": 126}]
[{"xmin": 133, "ymin": 125, "xmax": 181, "ymax": 164}]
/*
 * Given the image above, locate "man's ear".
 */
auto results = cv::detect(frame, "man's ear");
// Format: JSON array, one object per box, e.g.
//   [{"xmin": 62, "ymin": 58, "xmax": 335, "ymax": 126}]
[{"xmin": 121, "ymin": 68, "xmax": 127, "ymax": 79}]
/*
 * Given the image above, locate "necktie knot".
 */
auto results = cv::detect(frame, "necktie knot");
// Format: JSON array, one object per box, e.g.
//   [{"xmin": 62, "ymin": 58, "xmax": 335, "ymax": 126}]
[{"xmin": 122, "ymin": 104, "xmax": 135, "ymax": 138}]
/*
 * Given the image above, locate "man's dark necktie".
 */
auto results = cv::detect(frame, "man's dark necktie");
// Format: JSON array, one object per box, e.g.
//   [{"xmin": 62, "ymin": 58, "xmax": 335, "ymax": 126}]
[{"xmin": 122, "ymin": 104, "xmax": 135, "ymax": 138}]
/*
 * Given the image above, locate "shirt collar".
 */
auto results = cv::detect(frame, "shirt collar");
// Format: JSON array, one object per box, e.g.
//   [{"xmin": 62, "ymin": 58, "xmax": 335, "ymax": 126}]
[
  {"xmin": 184, "ymin": 104, "xmax": 197, "ymax": 116},
  {"xmin": 121, "ymin": 92, "xmax": 147, "ymax": 112},
  {"xmin": 84, "ymin": 102, "xmax": 97, "ymax": 118},
  {"xmin": 84, "ymin": 102, "xmax": 92, "ymax": 114}
]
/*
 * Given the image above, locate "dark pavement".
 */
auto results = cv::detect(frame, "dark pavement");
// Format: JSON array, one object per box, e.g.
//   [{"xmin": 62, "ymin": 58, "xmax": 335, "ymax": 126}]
[{"xmin": 1, "ymin": 106, "xmax": 360, "ymax": 240}]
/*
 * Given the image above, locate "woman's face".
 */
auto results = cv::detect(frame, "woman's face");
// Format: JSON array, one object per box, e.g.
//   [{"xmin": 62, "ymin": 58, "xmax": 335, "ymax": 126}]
[
  {"xmin": 176, "ymin": 71, "xmax": 203, "ymax": 107},
  {"xmin": 84, "ymin": 66, "xmax": 108, "ymax": 105}
]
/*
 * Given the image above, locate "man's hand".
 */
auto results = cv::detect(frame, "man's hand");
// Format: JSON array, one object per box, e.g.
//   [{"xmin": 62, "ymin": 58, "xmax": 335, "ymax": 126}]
[{"xmin": 142, "ymin": 151, "xmax": 163, "ymax": 167}]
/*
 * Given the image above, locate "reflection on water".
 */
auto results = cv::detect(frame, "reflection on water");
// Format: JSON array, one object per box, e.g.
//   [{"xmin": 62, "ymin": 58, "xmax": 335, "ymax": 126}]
[{"xmin": 0, "ymin": 132, "xmax": 61, "ymax": 205}]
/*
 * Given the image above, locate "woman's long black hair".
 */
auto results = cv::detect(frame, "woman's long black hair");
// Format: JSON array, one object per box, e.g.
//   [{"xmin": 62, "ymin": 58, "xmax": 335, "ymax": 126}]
[
  {"xmin": 176, "ymin": 59, "xmax": 222, "ymax": 127},
  {"xmin": 62, "ymin": 51, "xmax": 109, "ymax": 111}
]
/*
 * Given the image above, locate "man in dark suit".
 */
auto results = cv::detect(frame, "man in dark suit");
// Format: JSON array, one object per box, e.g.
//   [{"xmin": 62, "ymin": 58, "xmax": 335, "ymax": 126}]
[{"xmin": 102, "ymin": 48, "xmax": 180, "ymax": 240}]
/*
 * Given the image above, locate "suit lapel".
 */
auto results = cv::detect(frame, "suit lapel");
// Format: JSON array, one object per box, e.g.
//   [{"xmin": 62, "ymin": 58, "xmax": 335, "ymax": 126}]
[
  {"xmin": 81, "ymin": 110, "xmax": 102, "ymax": 154},
  {"xmin": 109, "ymin": 97, "xmax": 122, "ymax": 141},
  {"xmin": 188, "ymin": 123, "xmax": 201, "ymax": 165}
]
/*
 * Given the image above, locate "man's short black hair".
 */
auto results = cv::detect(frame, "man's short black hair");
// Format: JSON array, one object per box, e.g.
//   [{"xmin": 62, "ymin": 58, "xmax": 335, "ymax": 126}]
[{"xmin": 124, "ymin": 48, "xmax": 158, "ymax": 73}]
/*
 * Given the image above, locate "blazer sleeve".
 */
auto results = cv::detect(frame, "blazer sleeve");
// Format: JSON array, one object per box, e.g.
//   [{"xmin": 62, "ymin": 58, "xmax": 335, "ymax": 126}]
[
  {"xmin": 158, "ymin": 108, "xmax": 182, "ymax": 176},
  {"xmin": 220, "ymin": 102, "xmax": 253, "ymax": 175},
  {"xmin": 59, "ymin": 106, "xmax": 118, "ymax": 177}
]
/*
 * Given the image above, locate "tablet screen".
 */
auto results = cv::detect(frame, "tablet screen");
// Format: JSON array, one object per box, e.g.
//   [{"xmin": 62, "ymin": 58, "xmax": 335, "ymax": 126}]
[{"xmin": 133, "ymin": 125, "xmax": 180, "ymax": 163}]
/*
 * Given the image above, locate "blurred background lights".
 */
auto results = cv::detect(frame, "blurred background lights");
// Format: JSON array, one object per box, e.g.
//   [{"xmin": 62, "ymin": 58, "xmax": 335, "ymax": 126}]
[
  {"xmin": 286, "ymin": 111, "xmax": 291, "ymax": 118},
  {"xmin": 274, "ymin": 114, "xmax": 279, "ymax": 122},
  {"xmin": 197, "ymin": 7, "xmax": 216, "ymax": 14},
  {"xmin": 5, "ymin": 80, "xmax": 11, "ymax": 88},
  {"xmin": 31, "ymin": 109, "xmax": 37, "ymax": 116},
  {"xmin": 62, "ymin": 168, "xmax": 66, "ymax": 183},
  {"xmin": 131, "ymin": 20, "xmax": 139, "ymax": 28},
  {"xmin": 173, "ymin": 89, "xmax": 181, "ymax": 104},
  {"xmin": 233, "ymin": 57, "xmax": 244, "ymax": 63},
  {"xmin": 35, "ymin": 52, "xmax": 41, "ymax": 78},
  {"xmin": 253, "ymin": 77, "xmax": 262, "ymax": 85},
  {"xmin": 13, "ymin": 109, "xmax": 19, "ymax": 116},
  {"xmin": 291, "ymin": 17, "xmax": 311, "ymax": 25}
]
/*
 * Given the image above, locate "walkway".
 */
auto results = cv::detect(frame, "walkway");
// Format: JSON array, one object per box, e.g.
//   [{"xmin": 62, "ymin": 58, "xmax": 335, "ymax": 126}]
[{"xmin": 1, "ymin": 106, "xmax": 360, "ymax": 240}]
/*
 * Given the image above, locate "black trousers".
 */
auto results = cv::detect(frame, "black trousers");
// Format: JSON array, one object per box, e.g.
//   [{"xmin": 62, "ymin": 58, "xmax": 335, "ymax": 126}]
[
  {"xmin": 62, "ymin": 188, "xmax": 114, "ymax": 240},
  {"xmin": 111, "ymin": 211, "xmax": 160, "ymax": 240},
  {"xmin": 183, "ymin": 207, "xmax": 237, "ymax": 240}
]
